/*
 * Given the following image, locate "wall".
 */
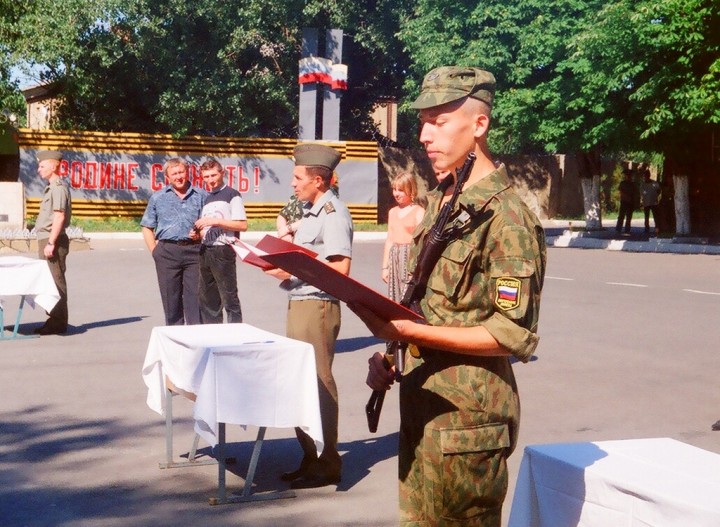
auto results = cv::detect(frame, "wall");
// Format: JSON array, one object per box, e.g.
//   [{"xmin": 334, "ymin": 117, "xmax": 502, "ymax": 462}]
[
  {"xmin": 17, "ymin": 129, "xmax": 379, "ymax": 221},
  {"xmin": 377, "ymin": 146, "xmax": 584, "ymax": 222}
]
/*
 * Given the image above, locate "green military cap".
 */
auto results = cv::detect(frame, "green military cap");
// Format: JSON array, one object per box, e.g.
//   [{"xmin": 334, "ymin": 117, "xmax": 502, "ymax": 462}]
[
  {"xmin": 293, "ymin": 143, "xmax": 341, "ymax": 171},
  {"xmin": 410, "ymin": 66, "xmax": 496, "ymax": 110},
  {"xmin": 36, "ymin": 150, "xmax": 63, "ymax": 161}
]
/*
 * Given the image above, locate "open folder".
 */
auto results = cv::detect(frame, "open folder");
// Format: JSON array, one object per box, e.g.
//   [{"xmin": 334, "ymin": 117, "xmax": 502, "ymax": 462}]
[
  {"xmin": 235, "ymin": 235, "xmax": 422, "ymax": 322},
  {"xmin": 230, "ymin": 236, "xmax": 317, "ymax": 271}
]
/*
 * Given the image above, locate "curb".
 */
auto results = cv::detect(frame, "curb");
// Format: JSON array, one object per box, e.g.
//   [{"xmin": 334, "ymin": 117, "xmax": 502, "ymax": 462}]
[
  {"xmin": 83, "ymin": 231, "xmax": 388, "ymax": 242},
  {"xmin": 547, "ymin": 234, "xmax": 720, "ymax": 255},
  {"xmin": 82, "ymin": 229, "xmax": 718, "ymax": 254}
]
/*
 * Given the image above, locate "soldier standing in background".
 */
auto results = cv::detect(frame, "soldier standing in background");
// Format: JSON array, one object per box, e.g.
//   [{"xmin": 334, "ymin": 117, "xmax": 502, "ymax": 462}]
[
  {"xmin": 616, "ymin": 168, "xmax": 638, "ymax": 234},
  {"xmin": 34, "ymin": 150, "xmax": 72, "ymax": 335},
  {"xmin": 640, "ymin": 170, "xmax": 661, "ymax": 235}
]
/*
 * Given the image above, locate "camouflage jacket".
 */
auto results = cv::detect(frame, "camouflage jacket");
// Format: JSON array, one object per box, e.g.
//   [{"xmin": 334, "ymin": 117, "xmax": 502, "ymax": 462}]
[{"xmin": 409, "ymin": 164, "xmax": 546, "ymax": 362}]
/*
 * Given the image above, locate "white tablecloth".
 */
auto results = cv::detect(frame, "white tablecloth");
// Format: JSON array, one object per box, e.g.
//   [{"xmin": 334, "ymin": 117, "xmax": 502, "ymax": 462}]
[
  {"xmin": 509, "ymin": 438, "xmax": 720, "ymax": 527},
  {"xmin": 0, "ymin": 255, "xmax": 60, "ymax": 312},
  {"xmin": 141, "ymin": 323, "xmax": 323, "ymax": 451}
]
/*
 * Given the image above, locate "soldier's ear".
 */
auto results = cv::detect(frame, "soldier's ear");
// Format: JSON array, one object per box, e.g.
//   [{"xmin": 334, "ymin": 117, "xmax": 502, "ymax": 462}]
[{"xmin": 473, "ymin": 113, "xmax": 490, "ymax": 139}]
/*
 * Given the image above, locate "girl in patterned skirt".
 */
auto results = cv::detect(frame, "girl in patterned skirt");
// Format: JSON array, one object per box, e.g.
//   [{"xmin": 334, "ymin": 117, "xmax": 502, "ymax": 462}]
[{"xmin": 382, "ymin": 172, "xmax": 425, "ymax": 302}]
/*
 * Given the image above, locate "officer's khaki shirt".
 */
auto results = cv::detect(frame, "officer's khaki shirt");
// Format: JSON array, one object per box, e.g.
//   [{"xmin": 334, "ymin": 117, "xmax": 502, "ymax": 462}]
[{"xmin": 36, "ymin": 178, "xmax": 72, "ymax": 240}]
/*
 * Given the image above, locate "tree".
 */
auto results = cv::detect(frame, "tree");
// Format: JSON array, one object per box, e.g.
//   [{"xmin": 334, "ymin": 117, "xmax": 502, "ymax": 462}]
[
  {"xmin": 398, "ymin": 0, "xmax": 610, "ymax": 225},
  {"xmin": 0, "ymin": 0, "xmax": 412, "ymax": 139},
  {"xmin": 566, "ymin": 0, "xmax": 720, "ymax": 233}
]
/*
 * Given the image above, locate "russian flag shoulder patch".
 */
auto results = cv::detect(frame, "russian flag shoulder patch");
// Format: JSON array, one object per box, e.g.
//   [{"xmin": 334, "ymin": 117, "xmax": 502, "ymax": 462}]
[{"xmin": 495, "ymin": 277, "xmax": 521, "ymax": 310}]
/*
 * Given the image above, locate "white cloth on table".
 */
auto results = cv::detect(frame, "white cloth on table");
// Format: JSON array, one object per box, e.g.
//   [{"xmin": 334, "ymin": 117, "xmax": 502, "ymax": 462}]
[
  {"xmin": 0, "ymin": 255, "xmax": 60, "ymax": 312},
  {"xmin": 509, "ymin": 437, "xmax": 720, "ymax": 527},
  {"xmin": 141, "ymin": 323, "xmax": 323, "ymax": 451}
]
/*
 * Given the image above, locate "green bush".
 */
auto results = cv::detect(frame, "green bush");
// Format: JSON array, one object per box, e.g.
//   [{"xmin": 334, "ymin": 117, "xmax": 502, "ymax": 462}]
[{"xmin": 64, "ymin": 217, "xmax": 384, "ymax": 232}]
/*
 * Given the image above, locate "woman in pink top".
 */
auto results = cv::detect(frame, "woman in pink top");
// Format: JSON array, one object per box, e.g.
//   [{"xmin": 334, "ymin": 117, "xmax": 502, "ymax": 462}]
[{"xmin": 382, "ymin": 172, "xmax": 425, "ymax": 302}]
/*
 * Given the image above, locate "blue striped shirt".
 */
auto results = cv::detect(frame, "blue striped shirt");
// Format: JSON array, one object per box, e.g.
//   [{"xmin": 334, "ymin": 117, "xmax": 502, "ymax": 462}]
[{"xmin": 141, "ymin": 185, "xmax": 206, "ymax": 241}]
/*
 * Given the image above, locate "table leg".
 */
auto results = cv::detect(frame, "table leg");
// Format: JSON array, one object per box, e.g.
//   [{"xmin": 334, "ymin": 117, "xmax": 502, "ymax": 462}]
[
  {"xmin": 242, "ymin": 427, "xmax": 266, "ymax": 498},
  {"xmin": 0, "ymin": 295, "xmax": 37, "ymax": 341},
  {"xmin": 158, "ymin": 387, "xmax": 216, "ymax": 469},
  {"xmin": 209, "ymin": 425, "xmax": 295, "ymax": 505}
]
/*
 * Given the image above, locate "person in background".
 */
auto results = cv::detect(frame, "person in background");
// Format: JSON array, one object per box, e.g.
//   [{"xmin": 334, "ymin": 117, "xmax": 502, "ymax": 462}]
[
  {"xmin": 640, "ymin": 170, "xmax": 661, "ymax": 236},
  {"xmin": 381, "ymin": 172, "xmax": 425, "ymax": 302},
  {"xmin": 141, "ymin": 158, "xmax": 205, "ymax": 326},
  {"xmin": 277, "ymin": 174, "xmax": 339, "ymax": 242},
  {"xmin": 276, "ymin": 194, "xmax": 304, "ymax": 242},
  {"xmin": 351, "ymin": 66, "xmax": 546, "ymax": 526},
  {"xmin": 194, "ymin": 158, "xmax": 247, "ymax": 324},
  {"xmin": 266, "ymin": 143, "xmax": 352, "ymax": 489},
  {"xmin": 34, "ymin": 150, "xmax": 72, "ymax": 335},
  {"xmin": 616, "ymin": 168, "xmax": 638, "ymax": 234}
]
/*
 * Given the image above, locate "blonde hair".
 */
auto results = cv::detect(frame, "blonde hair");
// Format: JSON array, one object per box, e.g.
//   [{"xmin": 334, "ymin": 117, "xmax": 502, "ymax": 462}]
[
  {"xmin": 391, "ymin": 172, "xmax": 420, "ymax": 203},
  {"xmin": 163, "ymin": 157, "xmax": 187, "ymax": 173}
]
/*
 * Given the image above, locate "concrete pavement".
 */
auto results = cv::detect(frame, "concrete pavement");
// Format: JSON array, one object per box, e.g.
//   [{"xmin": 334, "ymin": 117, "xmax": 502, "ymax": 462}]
[{"xmin": 1, "ymin": 230, "xmax": 719, "ymax": 527}]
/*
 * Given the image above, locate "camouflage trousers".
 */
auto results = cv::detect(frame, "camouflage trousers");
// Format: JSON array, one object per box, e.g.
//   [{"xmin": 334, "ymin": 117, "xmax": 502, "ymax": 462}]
[{"xmin": 398, "ymin": 351, "xmax": 520, "ymax": 527}]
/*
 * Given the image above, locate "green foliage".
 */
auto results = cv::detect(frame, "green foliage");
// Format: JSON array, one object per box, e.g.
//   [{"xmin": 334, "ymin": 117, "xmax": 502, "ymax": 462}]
[
  {"xmin": 562, "ymin": 0, "xmax": 720, "ymax": 155},
  {"xmin": 0, "ymin": 0, "xmax": 412, "ymax": 140},
  {"xmin": 397, "ymin": 0, "xmax": 719, "ymax": 160},
  {"xmin": 1, "ymin": 0, "xmax": 717, "ymax": 160},
  {"xmin": 67, "ymin": 216, "xmax": 383, "ymax": 232}
]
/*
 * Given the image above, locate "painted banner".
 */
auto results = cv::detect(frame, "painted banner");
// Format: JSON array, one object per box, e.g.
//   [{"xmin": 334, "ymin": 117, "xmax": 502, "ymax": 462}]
[{"xmin": 17, "ymin": 129, "xmax": 378, "ymax": 219}]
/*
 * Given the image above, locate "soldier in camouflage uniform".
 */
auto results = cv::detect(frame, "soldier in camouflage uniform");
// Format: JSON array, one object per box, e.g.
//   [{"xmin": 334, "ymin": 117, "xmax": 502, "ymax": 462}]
[{"xmin": 352, "ymin": 67, "xmax": 546, "ymax": 526}]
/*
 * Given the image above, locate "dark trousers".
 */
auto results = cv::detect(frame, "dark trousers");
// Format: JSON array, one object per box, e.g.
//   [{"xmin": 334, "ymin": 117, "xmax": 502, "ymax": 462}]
[
  {"xmin": 616, "ymin": 202, "xmax": 634, "ymax": 233},
  {"xmin": 644, "ymin": 205, "xmax": 658, "ymax": 233},
  {"xmin": 37, "ymin": 233, "xmax": 69, "ymax": 329},
  {"xmin": 286, "ymin": 299, "xmax": 342, "ymax": 476},
  {"xmin": 199, "ymin": 245, "xmax": 242, "ymax": 324},
  {"xmin": 152, "ymin": 241, "xmax": 201, "ymax": 325}
]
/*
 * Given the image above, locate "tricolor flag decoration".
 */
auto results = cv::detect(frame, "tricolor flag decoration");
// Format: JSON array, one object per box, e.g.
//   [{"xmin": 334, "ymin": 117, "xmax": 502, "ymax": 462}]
[
  {"xmin": 495, "ymin": 277, "xmax": 521, "ymax": 310},
  {"xmin": 330, "ymin": 64, "xmax": 348, "ymax": 90},
  {"xmin": 498, "ymin": 285, "xmax": 518, "ymax": 302},
  {"xmin": 299, "ymin": 57, "xmax": 347, "ymax": 90}
]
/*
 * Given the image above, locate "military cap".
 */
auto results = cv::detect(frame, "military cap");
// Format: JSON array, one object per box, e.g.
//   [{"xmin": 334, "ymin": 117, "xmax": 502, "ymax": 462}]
[
  {"xmin": 293, "ymin": 143, "xmax": 341, "ymax": 171},
  {"xmin": 411, "ymin": 66, "xmax": 496, "ymax": 110},
  {"xmin": 36, "ymin": 150, "xmax": 63, "ymax": 162}
]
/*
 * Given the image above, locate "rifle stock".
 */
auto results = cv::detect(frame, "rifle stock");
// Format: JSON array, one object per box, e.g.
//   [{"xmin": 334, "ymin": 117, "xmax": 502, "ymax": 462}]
[{"xmin": 366, "ymin": 152, "xmax": 477, "ymax": 432}]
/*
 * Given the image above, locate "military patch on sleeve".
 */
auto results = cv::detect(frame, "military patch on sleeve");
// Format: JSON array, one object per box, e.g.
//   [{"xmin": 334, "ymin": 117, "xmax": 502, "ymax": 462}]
[
  {"xmin": 323, "ymin": 202, "xmax": 336, "ymax": 214},
  {"xmin": 495, "ymin": 277, "xmax": 521, "ymax": 310}
]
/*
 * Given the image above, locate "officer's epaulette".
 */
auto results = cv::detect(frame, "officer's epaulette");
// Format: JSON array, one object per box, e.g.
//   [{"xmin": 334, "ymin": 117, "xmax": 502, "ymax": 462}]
[{"xmin": 323, "ymin": 202, "xmax": 336, "ymax": 214}]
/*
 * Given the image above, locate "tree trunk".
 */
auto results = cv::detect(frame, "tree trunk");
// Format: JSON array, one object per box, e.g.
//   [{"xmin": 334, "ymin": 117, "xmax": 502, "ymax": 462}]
[
  {"xmin": 673, "ymin": 175, "xmax": 691, "ymax": 235},
  {"xmin": 580, "ymin": 175, "xmax": 602, "ymax": 230},
  {"xmin": 575, "ymin": 149, "xmax": 603, "ymax": 230}
]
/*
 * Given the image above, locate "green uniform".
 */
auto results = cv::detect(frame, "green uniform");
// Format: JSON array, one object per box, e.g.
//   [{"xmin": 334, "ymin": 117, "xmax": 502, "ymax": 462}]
[
  {"xmin": 398, "ymin": 164, "xmax": 546, "ymax": 526},
  {"xmin": 36, "ymin": 178, "xmax": 72, "ymax": 330}
]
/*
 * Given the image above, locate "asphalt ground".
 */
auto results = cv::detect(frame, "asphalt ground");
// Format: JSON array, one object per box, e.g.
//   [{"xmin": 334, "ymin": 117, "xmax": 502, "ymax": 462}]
[{"xmin": 1, "ymin": 230, "xmax": 719, "ymax": 527}]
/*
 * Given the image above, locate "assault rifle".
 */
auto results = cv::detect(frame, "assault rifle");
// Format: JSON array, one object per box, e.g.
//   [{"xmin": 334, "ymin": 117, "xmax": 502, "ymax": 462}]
[{"xmin": 366, "ymin": 152, "xmax": 477, "ymax": 433}]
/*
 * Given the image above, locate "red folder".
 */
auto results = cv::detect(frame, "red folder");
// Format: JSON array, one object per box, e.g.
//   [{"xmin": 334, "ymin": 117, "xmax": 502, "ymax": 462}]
[
  {"xmin": 255, "ymin": 235, "xmax": 423, "ymax": 322},
  {"xmin": 231, "ymin": 236, "xmax": 318, "ymax": 271},
  {"xmin": 230, "ymin": 241, "xmax": 275, "ymax": 270}
]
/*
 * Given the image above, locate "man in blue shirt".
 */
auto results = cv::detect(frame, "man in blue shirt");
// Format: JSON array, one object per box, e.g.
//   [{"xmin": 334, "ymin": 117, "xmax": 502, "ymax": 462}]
[
  {"xmin": 141, "ymin": 158, "xmax": 206, "ymax": 325},
  {"xmin": 194, "ymin": 158, "xmax": 248, "ymax": 323}
]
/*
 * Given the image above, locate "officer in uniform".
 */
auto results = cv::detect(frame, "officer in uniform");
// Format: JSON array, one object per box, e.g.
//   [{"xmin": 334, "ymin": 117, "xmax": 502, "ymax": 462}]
[
  {"xmin": 353, "ymin": 67, "xmax": 546, "ymax": 526},
  {"xmin": 34, "ymin": 150, "xmax": 72, "ymax": 335},
  {"xmin": 266, "ymin": 143, "xmax": 353, "ymax": 489}
]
